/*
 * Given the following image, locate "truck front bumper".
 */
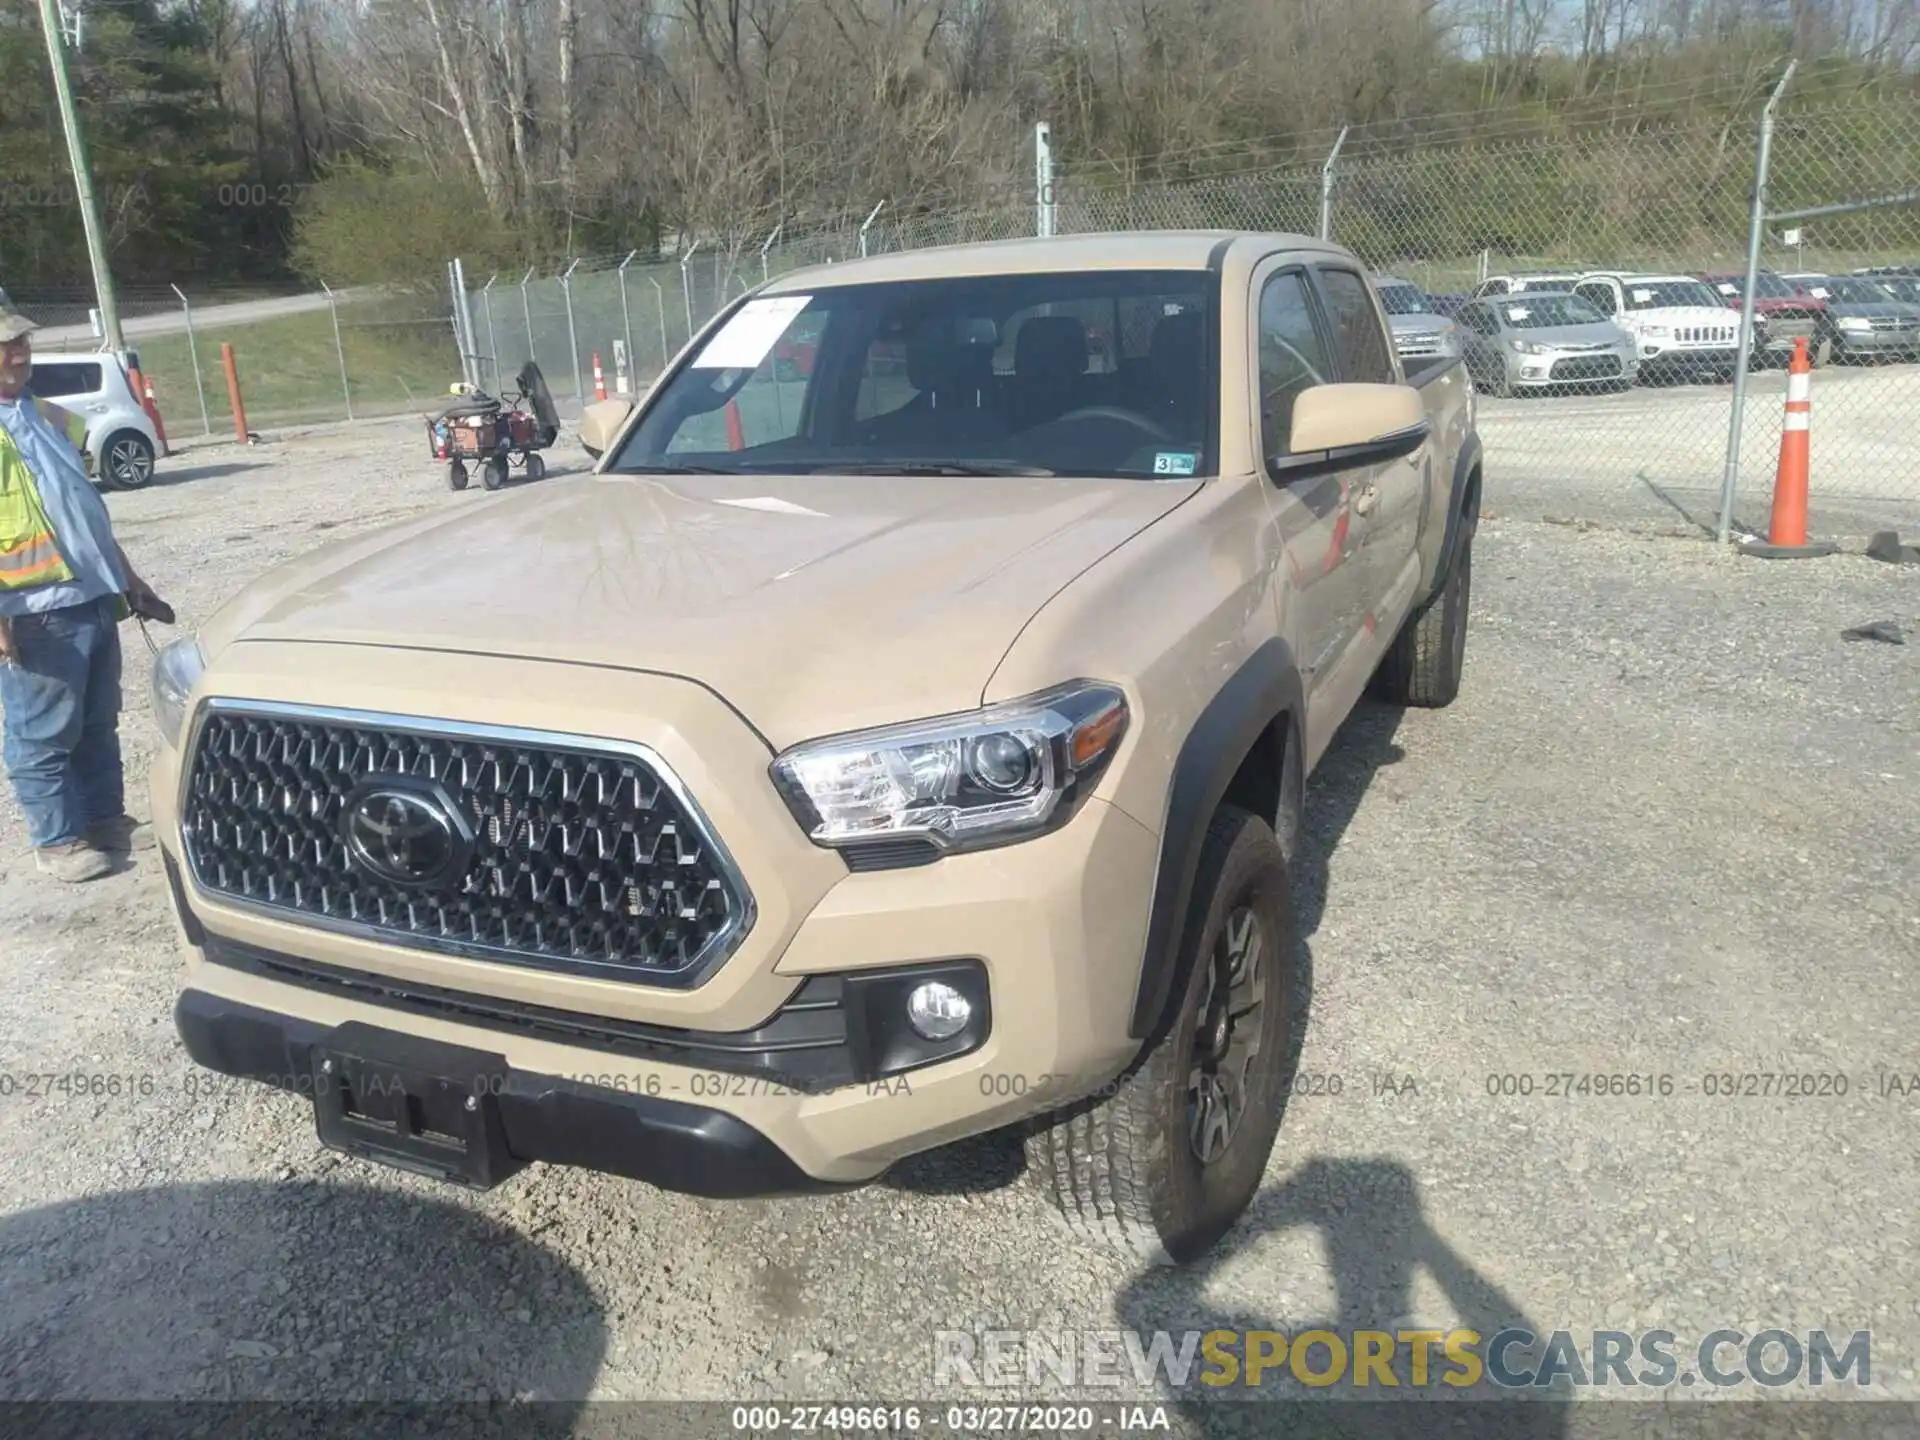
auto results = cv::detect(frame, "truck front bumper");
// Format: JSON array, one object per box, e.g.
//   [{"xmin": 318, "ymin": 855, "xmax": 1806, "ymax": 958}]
[{"xmin": 173, "ymin": 984, "xmax": 843, "ymax": 1197}]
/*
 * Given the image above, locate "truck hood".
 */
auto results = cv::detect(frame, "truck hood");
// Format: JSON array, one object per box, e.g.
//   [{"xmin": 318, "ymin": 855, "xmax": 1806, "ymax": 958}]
[{"xmin": 201, "ymin": 472, "xmax": 1197, "ymax": 751}]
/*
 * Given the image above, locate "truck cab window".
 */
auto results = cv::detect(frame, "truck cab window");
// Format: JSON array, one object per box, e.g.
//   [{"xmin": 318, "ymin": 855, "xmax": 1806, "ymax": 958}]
[
  {"xmin": 1257, "ymin": 270, "xmax": 1332, "ymax": 457},
  {"xmin": 1316, "ymin": 269, "xmax": 1396, "ymax": 385}
]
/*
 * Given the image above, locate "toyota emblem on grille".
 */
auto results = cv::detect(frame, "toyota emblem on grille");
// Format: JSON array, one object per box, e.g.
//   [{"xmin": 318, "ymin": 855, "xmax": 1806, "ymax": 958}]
[{"xmin": 340, "ymin": 780, "xmax": 473, "ymax": 888}]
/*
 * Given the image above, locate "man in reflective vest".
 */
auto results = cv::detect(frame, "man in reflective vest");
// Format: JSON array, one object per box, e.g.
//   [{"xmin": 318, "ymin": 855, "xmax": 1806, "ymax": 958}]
[{"xmin": 0, "ymin": 290, "xmax": 172, "ymax": 882}]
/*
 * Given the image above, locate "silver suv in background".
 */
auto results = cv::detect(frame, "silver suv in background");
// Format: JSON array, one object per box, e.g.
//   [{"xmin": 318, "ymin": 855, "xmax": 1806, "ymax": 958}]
[
  {"xmin": 1372, "ymin": 277, "xmax": 1463, "ymax": 364},
  {"xmin": 1456, "ymin": 292, "xmax": 1638, "ymax": 396},
  {"xmin": 28, "ymin": 351, "xmax": 161, "ymax": 489},
  {"xmin": 1793, "ymin": 275, "xmax": 1920, "ymax": 362}
]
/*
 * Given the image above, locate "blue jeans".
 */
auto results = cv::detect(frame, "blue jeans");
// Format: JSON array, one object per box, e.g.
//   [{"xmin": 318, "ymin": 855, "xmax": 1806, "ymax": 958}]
[{"xmin": 0, "ymin": 595, "xmax": 125, "ymax": 848}]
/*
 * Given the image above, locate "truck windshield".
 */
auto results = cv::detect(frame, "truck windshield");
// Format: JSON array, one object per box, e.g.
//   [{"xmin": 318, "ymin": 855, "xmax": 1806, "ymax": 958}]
[
  {"xmin": 1706, "ymin": 274, "xmax": 1798, "ymax": 301},
  {"xmin": 1820, "ymin": 277, "xmax": 1896, "ymax": 305},
  {"xmin": 1622, "ymin": 280, "xmax": 1721, "ymax": 311},
  {"xmin": 1499, "ymin": 296, "xmax": 1608, "ymax": 329},
  {"xmin": 611, "ymin": 269, "xmax": 1218, "ymax": 480},
  {"xmin": 1376, "ymin": 284, "xmax": 1432, "ymax": 315}
]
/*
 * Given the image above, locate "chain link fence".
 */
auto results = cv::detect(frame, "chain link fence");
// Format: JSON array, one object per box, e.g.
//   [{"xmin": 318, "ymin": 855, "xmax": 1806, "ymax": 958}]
[
  {"xmin": 456, "ymin": 87, "xmax": 1916, "ymax": 534},
  {"xmin": 25, "ymin": 279, "xmax": 461, "ymax": 434}
]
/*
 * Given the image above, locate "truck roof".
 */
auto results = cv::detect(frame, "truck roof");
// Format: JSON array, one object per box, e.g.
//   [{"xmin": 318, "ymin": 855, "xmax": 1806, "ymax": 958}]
[{"xmin": 758, "ymin": 230, "xmax": 1344, "ymax": 291}]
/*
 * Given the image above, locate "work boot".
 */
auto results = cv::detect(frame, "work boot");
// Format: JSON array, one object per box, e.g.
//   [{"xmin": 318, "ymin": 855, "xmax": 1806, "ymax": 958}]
[
  {"xmin": 85, "ymin": 814, "xmax": 155, "ymax": 854},
  {"xmin": 34, "ymin": 839, "xmax": 114, "ymax": 883}
]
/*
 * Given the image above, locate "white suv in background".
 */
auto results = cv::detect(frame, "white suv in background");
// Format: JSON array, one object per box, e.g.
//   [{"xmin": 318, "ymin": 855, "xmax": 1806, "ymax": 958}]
[
  {"xmin": 27, "ymin": 351, "xmax": 161, "ymax": 490},
  {"xmin": 1570, "ymin": 273, "xmax": 1752, "ymax": 382}
]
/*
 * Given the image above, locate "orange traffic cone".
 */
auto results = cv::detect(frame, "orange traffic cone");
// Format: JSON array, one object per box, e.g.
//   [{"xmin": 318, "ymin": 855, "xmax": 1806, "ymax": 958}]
[
  {"xmin": 592, "ymin": 353, "xmax": 607, "ymax": 402},
  {"xmin": 142, "ymin": 376, "xmax": 171, "ymax": 456},
  {"xmin": 1744, "ymin": 336, "xmax": 1836, "ymax": 559}
]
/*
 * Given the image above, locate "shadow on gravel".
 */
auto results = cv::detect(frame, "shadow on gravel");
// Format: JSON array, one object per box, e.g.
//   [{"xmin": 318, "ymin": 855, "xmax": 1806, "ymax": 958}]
[
  {"xmin": 0, "ymin": 1180, "xmax": 607, "ymax": 1409},
  {"xmin": 1114, "ymin": 1158, "xmax": 1568, "ymax": 1438},
  {"xmin": 146, "ymin": 461, "xmax": 273, "ymax": 489},
  {"xmin": 1108, "ymin": 699, "xmax": 1571, "ymax": 1438}
]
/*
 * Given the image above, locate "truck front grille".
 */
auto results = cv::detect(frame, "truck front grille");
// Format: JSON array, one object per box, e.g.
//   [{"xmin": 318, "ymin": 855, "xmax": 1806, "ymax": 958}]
[{"xmin": 179, "ymin": 702, "xmax": 752, "ymax": 986}]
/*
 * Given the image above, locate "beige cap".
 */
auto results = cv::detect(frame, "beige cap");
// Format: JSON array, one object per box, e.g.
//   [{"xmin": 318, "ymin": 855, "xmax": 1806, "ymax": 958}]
[{"xmin": 0, "ymin": 289, "xmax": 39, "ymax": 344}]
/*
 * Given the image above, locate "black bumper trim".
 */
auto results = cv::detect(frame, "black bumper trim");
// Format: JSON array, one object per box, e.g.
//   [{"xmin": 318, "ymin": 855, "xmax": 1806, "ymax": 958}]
[
  {"xmin": 174, "ymin": 988, "xmax": 851, "ymax": 1199},
  {"xmin": 195, "ymin": 930, "xmax": 989, "ymax": 1089}
]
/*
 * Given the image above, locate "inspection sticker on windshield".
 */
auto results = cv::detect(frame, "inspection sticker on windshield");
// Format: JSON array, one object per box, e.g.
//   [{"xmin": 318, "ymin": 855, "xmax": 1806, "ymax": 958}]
[
  {"xmin": 693, "ymin": 295, "xmax": 813, "ymax": 369},
  {"xmin": 1632, "ymin": 288, "xmax": 1654, "ymax": 304},
  {"xmin": 1153, "ymin": 451, "xmax": 1199, "ymax": 476},
  {"xmin": 1506, "ymin": 307, "xmax": 1531, "ymax": 321}
]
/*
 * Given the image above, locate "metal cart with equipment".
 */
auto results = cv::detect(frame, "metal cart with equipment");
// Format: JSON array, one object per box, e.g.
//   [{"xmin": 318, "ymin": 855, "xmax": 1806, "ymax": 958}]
[{"xmin": 425, "ymin": 361, "xmax": 562, "ymax": 491}]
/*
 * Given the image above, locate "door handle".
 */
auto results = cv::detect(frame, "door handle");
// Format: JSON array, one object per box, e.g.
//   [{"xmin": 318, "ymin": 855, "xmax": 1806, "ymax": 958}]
[{"xmin": 1353, "ymin": 485, "xmax": 1379, "ymax": 517}]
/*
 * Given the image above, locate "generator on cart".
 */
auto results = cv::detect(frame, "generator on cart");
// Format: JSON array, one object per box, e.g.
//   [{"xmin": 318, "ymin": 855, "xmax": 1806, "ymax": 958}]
[{"xmin": 425, "ymin": 361, "xmax": 562, "ymax": 491}]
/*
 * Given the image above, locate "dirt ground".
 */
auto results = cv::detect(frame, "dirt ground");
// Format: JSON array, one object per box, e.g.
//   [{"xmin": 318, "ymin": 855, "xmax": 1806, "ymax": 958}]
[{"xmin": 1, "ymin": 416, "xmax": 1916, "ymax": 1423}]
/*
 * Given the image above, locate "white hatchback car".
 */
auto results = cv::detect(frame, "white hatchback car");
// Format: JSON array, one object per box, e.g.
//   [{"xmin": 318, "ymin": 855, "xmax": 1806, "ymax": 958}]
[{"xmin": 27, "ymin": 351, "xmax": 162, "ymax": 490}]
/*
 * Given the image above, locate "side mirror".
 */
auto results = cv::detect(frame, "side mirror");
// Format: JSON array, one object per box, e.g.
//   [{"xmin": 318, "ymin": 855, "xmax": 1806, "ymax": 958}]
[
  {"xmin": 578, "ymin": 398, "xmax": 634, "ymax": 461},
  {"xmin": 1270, "ymin": 383, "xmax": 1429, "ymax": 481}
]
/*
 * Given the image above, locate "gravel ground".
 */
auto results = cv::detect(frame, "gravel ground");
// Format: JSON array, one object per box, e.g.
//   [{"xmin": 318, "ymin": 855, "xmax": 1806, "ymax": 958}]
[{"xmin": 0, "ymin": 418, "xmax": 1916, "ymax": 1426}]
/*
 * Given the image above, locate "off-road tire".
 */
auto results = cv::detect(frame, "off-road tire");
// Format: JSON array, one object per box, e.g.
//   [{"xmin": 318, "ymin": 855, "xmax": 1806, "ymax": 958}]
[
  {"xmin": 1026, "ymin": 805, "xmax": 1293, "ymax": 1265},
  {"xmin": 1372, "ymin": 518, "xmax": 1472, "ymax": 708}
]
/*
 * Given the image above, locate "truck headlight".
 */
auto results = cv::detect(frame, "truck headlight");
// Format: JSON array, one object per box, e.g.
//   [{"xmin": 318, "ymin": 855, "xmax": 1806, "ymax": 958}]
[
  {"xmin": 1641, "ymin": 325, "xmax": 1672, "ymax": 338},
  {"xmin": 150, "ymin": 635, "xmax": 206, "ymax": 748},
  {"xmin": 770, "ymin": 681, "xmax": 1129, "ymax": 859}
]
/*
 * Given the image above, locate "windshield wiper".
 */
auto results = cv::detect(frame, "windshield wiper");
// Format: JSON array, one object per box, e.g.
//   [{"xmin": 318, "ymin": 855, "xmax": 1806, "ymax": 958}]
[{"xmin": 830, "ymin": 460, "xmax": 1058, "ymax": 477}]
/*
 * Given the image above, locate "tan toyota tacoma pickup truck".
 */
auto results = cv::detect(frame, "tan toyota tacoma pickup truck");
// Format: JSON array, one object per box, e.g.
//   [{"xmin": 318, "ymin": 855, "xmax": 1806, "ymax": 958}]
[{"xmin": 149, "ymin": 232, "xmax": 1479, "ymax": 1263}]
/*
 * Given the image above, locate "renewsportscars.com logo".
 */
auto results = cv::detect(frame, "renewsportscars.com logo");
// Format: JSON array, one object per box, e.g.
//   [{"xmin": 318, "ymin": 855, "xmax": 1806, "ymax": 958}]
[{"xmin": 932, "ymin": 1327, "xmax": 1872, "ymax": 1391}]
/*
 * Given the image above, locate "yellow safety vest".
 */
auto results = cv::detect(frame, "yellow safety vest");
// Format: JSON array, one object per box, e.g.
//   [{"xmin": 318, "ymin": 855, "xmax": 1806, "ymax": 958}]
[{"xmin": 0, "ymin": 397, "xmax": 89, "ymax": 593}]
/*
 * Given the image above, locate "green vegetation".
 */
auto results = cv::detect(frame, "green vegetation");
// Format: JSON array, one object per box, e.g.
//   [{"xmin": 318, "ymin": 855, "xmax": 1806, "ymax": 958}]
[{"xmin": 129, "ymin": 300, "xmax": 460, "ymax": 430}]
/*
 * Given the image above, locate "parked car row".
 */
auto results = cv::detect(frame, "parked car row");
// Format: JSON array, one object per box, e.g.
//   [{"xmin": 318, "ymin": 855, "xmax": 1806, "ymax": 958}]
[{"xmin": 1400, "ymin": 263, "xmax": 1920, "ymax": 395}]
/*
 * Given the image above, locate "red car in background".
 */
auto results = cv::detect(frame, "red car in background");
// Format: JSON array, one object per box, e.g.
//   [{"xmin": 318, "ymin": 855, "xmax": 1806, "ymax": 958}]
[{"xmin": 1696, "ymin": 270, "xmax": 1828, "ymax": 366}]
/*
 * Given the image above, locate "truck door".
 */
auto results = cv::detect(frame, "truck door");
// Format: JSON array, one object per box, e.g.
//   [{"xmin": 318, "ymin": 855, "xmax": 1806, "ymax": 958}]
[
  {"xmin": 1310, "ymin": 263, "xmax": 1430, "ymax": 659},
  {"xmin": 1249, "ymin": 260, "xmax": 1366, "ymax": 724}
]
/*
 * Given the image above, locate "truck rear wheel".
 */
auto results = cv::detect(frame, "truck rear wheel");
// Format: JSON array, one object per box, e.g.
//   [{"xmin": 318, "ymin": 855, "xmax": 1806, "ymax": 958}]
[
  {"xmin": 1372, "ymin": 515, "xmax": 1472, "ymax": 708},
  {"xmin": 1026, "ymin": 804, "xmax": 1293, "ymax": 1265}
]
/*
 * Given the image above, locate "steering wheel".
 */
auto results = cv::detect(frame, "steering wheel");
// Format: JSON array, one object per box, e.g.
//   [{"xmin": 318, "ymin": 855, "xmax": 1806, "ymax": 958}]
[{"xmin": 1044, "ymin": 405, "xmax": 1173, "ymax": 442}]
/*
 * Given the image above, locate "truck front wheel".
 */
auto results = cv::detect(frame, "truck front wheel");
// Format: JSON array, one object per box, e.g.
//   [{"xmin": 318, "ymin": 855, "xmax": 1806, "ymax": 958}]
[
  {"xmin": 1372, "ymin": 511, "xmax": 1473, "ymax": 708},
  {"xmin": 1026, "ymin": 805, "xmax": 1294, "ymax": 1265}
]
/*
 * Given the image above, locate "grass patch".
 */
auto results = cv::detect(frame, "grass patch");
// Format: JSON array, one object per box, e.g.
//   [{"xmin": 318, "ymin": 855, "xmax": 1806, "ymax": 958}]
[{"xmin": 129, "ymin": 299, "xmax": 461, "ymax": 430}]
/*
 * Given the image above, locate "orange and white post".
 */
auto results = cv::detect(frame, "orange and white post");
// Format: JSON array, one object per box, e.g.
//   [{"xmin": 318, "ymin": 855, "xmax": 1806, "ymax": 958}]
[
  {"xmin": 1768, "ymin": 335, "xmax": 1813, "ymax": 546},
  {"xmin": 592, "ymin": 352, "xmax": 607, "ymax": 401}
]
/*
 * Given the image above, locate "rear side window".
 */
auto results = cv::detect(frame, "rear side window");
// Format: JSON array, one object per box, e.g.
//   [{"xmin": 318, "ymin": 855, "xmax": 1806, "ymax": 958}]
[
  {"xmin": 1257, "ymin": 271, "xmax": 1333, "ymax": 458},
  {"xmin": 1315, "ymin": 269, "xmax": 1396, "ymax": 384},
  {"xmin": 28, "ymin": 362, "xmax": 101, "ymax": 398}
]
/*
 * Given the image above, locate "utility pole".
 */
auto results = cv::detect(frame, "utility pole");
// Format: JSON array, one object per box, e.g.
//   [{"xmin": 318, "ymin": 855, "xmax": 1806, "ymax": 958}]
[{"xmin": 38, "ymin": 0, "xmax": 124, "ymax": 355}]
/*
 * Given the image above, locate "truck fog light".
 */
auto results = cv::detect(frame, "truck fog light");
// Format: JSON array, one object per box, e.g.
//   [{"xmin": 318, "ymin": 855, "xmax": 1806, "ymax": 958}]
[{"xmin": 906, "ymin": 982, "xmax": 972, "ymax": 1040}]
